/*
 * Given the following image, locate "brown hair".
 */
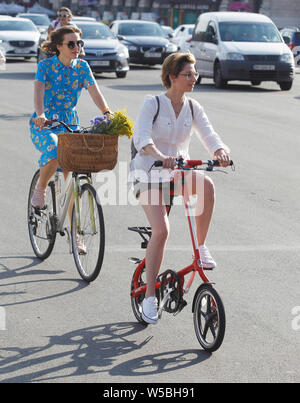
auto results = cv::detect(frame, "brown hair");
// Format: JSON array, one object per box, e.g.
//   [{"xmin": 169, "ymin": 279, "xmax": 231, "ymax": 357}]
[
  {"xmin": 161, "ymin": 52, "xmax": 196, "ymax": 89},
  {"xmin": 57, "ymin": 7, "xmax": 73, "ymax": 17},
  {"xmin": 41, "ymin": 26, "xmax": 82, "ymax": 55}
]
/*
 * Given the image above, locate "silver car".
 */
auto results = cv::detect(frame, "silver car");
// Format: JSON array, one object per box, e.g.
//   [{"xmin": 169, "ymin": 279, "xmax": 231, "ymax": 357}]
[{"xmin": 0, "ymin": 17, "xmax": 40, "ymax": 60}]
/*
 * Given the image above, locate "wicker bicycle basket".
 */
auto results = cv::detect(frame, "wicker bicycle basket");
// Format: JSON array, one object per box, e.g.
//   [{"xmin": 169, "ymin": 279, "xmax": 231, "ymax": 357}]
[{"xmin": 57, "ymin": 132, "xmax": 118, "ymax": 173}]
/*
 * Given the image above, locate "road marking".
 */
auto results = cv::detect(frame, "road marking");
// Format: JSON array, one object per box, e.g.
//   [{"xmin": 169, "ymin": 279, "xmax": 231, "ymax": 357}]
[{"xmin": 104, "ymin": 244, "xmax": 300, "ymax": 252}]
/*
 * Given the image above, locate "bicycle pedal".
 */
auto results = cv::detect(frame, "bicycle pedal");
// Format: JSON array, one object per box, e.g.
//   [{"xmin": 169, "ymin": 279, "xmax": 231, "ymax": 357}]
[{"xmin": 173, "ymin": 299, "xmax": 187, "ymax": 316}]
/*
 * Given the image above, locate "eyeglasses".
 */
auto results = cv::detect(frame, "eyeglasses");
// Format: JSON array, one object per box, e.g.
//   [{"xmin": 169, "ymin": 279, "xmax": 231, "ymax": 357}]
[
  {"xmin": 58, "ymin": 13, "xmax": 70, "ymax": 18},
  {"xmin": 178, "ymin": 72, "xmax": 199, "ymax": 80},
  {"xmin": 62, "ymin": 40, "xmax": 84, "ymax": 49}
]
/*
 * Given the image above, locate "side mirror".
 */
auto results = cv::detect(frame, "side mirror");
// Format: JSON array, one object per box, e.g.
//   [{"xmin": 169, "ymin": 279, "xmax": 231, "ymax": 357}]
[
  {"xmin": 282, "ymin": 35, "xmax": 290, "ymax": 45},
  {"xmin": 117, "ymin": 35, "xmax": 125, "ymax": 41},
  {"xmin": 168, "ymin": 33, "xmax": 174, "ymax": 39},
  {"xmin": 205, "ymin": 32, "xmax": 218, "ymax": 44}
]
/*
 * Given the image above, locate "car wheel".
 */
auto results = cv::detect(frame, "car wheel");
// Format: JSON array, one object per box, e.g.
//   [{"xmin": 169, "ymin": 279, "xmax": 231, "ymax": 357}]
[
  {"xmin": 278, "ymin": 81, "xmax": 293, "ymax": 91},
  {"xmin": 214, "ymin": 63, "xmax": 227, "ymax": 89},
  {"xmin": 251, "ymin": 80, "xmax": 261, "ymax": 86},
  {"xmin": 196, "ymin": 75, "xmax": 202, "ymax": 85},
  {"xmin": 116, "ymin": 71, "xmax": 127, "ymax": 78}
]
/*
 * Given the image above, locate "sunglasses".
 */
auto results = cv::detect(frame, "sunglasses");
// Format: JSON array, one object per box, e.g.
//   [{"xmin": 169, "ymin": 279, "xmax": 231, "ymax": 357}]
[
  {"xmin": 58, "ymin": 13, "xmax": 70, "ymax": 18},
  {"xmin": 62, "ymin": 40, "xmax": 84, "ymax": 49}
]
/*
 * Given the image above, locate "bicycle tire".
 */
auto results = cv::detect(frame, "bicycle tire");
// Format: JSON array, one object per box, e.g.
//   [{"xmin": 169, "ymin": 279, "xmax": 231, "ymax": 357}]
[
  {"xmin": 193, "ymin": 283, "xmax": 226, "ymax": 352},
  {"xmin": 27, "ymin": 169, "xmax": 56, "ymax": 260},
  {"xmin": 130, "ymin": 263, "xmax": 148, "ymax": 325},
  {"xmin": 71, "ymin": 183, "xmax": 105, "ymax": 282}
]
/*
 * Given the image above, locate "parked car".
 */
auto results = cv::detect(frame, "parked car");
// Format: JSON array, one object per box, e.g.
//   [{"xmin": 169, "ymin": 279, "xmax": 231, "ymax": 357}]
[
  {"xmin": 172, "ymin": 24, "xmax": 194, "ymax": 53},
  {"xmin": 0, "ymin": 39, "xmax": 6, "ymax": 69},
  {"xmin": 75, "ymin": 21, "xmax": 129, "ymax": 78},
  {"xmin": 109, "ymin": 20, "xmax": 178, "ymax": 66},
  {"xmin": 0, "ymin": 17, "xmax": 40, "ymax": 60},
  {"xmin": 16, "ymin": 13, "xmax": 50, "ymax": 35},
  {"xmin": 190, "ymin": 12, "xmax": 295, "ymax": 90},
  {"xmin": 161, "ymin": 25, "xmax": 174, "ymax": 38},
  {"xmin": 280, "ymin": 26, "xmax": 300, "ymax": 66},
  {"xmin": 72, "ymin": 16, "xmax": 97, "ymax": 22}
]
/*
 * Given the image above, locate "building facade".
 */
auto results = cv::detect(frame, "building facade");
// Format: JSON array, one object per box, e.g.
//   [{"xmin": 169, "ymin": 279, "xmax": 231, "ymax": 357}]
[{"xmin": 22, "ymin": 0, "xmax": 300, "ymax": 28}]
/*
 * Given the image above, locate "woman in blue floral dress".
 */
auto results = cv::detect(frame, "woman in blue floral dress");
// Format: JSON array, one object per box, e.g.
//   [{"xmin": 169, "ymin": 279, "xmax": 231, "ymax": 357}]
[{"xmin": 30, "ymin": 26, "xmax": 111, "ymax": 209}]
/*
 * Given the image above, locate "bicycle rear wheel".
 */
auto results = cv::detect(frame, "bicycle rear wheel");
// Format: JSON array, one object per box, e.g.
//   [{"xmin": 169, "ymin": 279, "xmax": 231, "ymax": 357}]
[
  {"xmin": 71, "ymin": 183, "xmax": 105, "ymax": 282},
  {"xmin": 131, "ymin": 263, "xmax": 148, "ymax": 325},
  {"xmin": 27, "ymin": 170, "xmax": 56, "ymax": 259},
  {"xmin": 193, "ymin": 283, "xmax": 226, "ymax": 352}
]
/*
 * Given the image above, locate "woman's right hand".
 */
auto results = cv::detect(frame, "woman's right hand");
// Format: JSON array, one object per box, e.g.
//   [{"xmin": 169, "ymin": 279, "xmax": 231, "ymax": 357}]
[
  {"xmin": 33, "ymin": 114, "xmax": 47, "ymax": 129},
  {"xmin": 162, "ymin": 156, "xmax": 177, "ymax": 169}
]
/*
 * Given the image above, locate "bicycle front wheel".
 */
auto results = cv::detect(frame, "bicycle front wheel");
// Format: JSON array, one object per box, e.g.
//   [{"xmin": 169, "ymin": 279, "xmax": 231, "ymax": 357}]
[
  {"xmin": 27, "ymin": 170, "xmax": 56, "ymax": 260},
  {"xmin": 71, "ymin": 183, "xmax": 105, "ymax": 282},
  {"xmin": 193, "ymin": 284, "xmax": 226, "ymax": 352}
]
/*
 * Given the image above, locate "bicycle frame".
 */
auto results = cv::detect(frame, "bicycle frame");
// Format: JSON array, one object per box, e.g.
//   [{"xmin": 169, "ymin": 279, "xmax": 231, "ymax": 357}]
[
  {"xmin": 52, "ymin": 172, "xmax": 94, "ymax": 237},
  {"xmin": 131, "ymin": 169, "xmax": 211, "ymax": 301}
]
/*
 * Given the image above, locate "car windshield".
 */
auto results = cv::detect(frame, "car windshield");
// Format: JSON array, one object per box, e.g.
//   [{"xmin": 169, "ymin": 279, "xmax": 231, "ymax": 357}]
[
  {"xmin": 19, "ymin": 14, "xmax": 50, "ymax": 25},
  {"xmin": 119, "ymin": 23, "xmax": 164, "ymax": 37},
  {"xmin": 294, "ymin": 32, "xmax": 300, "ymax": 45},
  {"xmin": 0, "ymin": 20, "xmax": 37, "ymax": 31},
  {"xmin": 77, "ymin": 23, "xmax": 114, "ymax": 39},
  {"xmin": 219, "ymin": 22, "xmax": 281, "ymax": 42}
]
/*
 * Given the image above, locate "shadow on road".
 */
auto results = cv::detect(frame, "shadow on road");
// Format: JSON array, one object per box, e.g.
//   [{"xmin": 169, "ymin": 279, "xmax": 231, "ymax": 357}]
[
  {"xmin": 0, "ymin": 72, "xmax": 35, "ymax": 80},
  {"xmin": 0, "ymin": 322, "xmax": 210, "ymax": 382},
  {"xmin": 0, "ymin": 255, "xmax": 88, "ymax": 306},
  {"xmin": 0, "ymin": 113, "xmax": 31, "ymax": 120}
]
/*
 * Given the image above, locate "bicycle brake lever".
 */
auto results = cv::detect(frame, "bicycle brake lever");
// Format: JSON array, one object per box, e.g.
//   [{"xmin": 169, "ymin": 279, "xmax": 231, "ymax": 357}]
[{"xmin": 212, "ymin": 168, "xmax": 228, "ymax": 174}]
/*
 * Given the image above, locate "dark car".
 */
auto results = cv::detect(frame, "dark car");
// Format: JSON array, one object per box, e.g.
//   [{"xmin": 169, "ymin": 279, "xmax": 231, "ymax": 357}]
[
  {"xmin": 75, "ymin": 21, "xmax": 129, "ymax": 78},
  {"xmin": 109, "ymin": 20, "xmax": 178, "ymax": 66},
  {"xmin": 280, "ymin": 27, "xmax": 300, "ymax": 66}
]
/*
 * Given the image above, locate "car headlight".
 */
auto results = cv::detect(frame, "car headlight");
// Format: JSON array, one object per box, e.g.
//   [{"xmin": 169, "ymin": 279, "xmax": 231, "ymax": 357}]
[
  {"xmin": 226, "ymin": 52, "xmax": 245, "ymax": 61},
  {"xmin": 166, "ymin": 43, "xmax": 177, "ymax": 52},
  {"xmin": 117, "ymin": 46, "xmax": 129, "ymax": 59},
  {"xmin": 128, "ymin": 45, "xmax": 138, "ymax": 51},
  {"xmin": 280, "ymin": 53, "xmax": 293, "ymax": 63}
]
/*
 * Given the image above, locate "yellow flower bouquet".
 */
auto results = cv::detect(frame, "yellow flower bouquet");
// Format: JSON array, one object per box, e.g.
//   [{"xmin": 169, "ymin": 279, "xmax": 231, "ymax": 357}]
[{"xmin": 90, "ymin": 110, "xmax": 134, "ymax": 138}]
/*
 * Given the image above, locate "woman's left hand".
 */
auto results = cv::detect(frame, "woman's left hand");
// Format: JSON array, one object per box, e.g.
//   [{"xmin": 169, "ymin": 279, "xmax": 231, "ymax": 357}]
[{"xmin": 214, "ymin": 148, "xmax": 231, "ymax": 167}]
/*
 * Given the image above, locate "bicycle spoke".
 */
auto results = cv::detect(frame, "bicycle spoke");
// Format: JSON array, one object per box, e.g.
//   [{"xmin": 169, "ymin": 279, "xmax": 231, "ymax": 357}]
[
  {"xmin": 27, "ymin": 170, "xmax": 56, "ymax": 259},
  {"xmin": 72, "ymin": 183, "xmax": 104, "ymax": 282}
]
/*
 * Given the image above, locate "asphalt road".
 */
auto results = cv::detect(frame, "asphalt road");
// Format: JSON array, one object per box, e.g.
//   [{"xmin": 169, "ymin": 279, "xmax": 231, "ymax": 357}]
[{"xmin": 0, "ymin": 59, "xmax": 299, "ymax": 384}]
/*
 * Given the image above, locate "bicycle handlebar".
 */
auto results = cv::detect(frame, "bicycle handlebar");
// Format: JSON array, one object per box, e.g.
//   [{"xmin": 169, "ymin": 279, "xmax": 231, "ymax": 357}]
[{"xmin": 152, "ymin": 158, "xmax": 234, "ymax": 171}]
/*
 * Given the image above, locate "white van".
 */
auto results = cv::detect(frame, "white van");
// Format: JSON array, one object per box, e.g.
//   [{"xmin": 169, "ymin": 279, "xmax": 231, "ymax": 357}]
[{"xmin": 190, "ymin": 12, "xmax": 295, "ymax": 90}]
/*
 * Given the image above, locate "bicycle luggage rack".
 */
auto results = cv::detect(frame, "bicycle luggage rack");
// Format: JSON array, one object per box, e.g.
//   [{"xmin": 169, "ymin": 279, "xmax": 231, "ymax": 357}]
[{"xmin": 128, "ymin": 226, "xmax": 152, "ymax": 249}]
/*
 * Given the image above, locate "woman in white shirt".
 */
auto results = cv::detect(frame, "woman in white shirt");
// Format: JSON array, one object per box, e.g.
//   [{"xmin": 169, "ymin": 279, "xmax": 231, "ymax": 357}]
[
  {"xmin": 131, "ymin": 52, "xmax": 231, "ymax": 324},
  {"xmin": 48, "ymin": 7, "xmax": 75, "ymax": 37}
]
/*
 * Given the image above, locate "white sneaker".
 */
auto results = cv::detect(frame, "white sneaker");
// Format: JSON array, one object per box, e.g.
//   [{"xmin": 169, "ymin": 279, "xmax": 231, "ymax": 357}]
[
  {"xmin": 199, "ymin": 245, "xmax": 216, "ymax": 269},
  {"xmin": 142, "ymin": 296, "xmax": 158, "ymax": 324}
]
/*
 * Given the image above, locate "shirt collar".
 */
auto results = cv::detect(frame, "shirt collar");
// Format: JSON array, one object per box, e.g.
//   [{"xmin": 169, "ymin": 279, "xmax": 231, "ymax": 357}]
[{"xmin": 52, "ymin": 55, "xmax": 78, "ymax": 70}]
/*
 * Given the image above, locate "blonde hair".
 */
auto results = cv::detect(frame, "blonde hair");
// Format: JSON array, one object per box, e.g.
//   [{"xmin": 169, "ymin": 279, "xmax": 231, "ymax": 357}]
[
  {"xmin": 161, "ymin": 52, "xmax": 196, "ymax": 89},
  {"xmin": 41, "ymin": 26, "xmax": 82, "ymax": 55}
]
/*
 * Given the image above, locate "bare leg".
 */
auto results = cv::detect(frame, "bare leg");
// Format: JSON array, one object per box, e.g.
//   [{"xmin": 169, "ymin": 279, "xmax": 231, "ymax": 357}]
[
  {"xmin": 38, "ymin": 158, "xmax": 59, "ymax": 189},
  {"xmin": 140, "ymin": 189, "xmax": 169, "ymax": 298}
]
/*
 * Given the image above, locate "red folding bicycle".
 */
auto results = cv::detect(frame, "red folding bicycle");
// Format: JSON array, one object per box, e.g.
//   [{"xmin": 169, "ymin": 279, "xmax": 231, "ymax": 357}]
[{"xmin": 128, "ymin": 158, "xmax": 234, "ymax": 352}]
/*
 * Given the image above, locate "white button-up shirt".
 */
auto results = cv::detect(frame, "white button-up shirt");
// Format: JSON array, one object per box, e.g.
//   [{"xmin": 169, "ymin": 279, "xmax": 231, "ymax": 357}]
[{"xmin": 130, "ymin": 93, "xmax": 229, "ymax": 182}]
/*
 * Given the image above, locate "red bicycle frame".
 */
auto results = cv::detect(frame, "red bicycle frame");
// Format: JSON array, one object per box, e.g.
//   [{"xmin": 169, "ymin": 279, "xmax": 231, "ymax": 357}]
[{"xmin": 131, "ymin": 160, "xmax": 213, "ymax": 299}]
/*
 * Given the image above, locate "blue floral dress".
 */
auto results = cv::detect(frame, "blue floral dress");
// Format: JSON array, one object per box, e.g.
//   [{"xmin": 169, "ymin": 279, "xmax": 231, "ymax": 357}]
[{"xmin": 30, "ymin": 55, "xmax": 95, "ymax": 167}]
